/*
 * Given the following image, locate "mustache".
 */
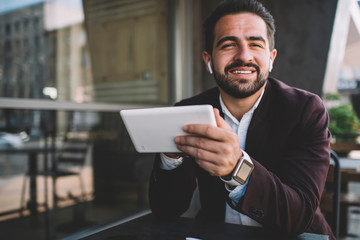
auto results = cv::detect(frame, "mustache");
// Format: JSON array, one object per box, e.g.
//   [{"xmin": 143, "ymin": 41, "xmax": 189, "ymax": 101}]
[{"xmin": 224, "ymin": 61, "xmax": 260, "ymax": 74}]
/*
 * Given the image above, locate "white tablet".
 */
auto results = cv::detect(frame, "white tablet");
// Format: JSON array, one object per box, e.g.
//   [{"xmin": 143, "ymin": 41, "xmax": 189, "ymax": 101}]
[{"xmin": 120, "ymin": 105, "xmax": 216, "ymax": 153}]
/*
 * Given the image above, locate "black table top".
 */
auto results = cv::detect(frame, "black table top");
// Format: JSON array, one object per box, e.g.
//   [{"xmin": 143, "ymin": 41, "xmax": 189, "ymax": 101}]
[
  {"xmin": 80, "ymin": 213, "xmax": 328, "ymax": 240},
  {"xmin": 0, "ymin": 146, "xmax": 55, "ymax": 153}
]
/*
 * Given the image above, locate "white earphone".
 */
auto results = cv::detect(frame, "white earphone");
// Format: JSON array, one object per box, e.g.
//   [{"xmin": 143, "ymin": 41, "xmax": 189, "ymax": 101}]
[
  {"xmin": 208, "ymin": 62, "xmax": 213, "ymax": 74},
  {"xmin": 269, "ymin": 59, "xmax": 273, "ymax": 72}
]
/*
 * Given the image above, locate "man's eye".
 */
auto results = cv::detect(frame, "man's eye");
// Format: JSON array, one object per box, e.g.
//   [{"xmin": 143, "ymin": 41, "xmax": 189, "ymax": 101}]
[
  {"xmin": 250, "ymin": 43, "xmax": 263, "ymax": 48},
  {"xmin": 221, "ymin": 43, "xmax": 235, "ymax": 49}
]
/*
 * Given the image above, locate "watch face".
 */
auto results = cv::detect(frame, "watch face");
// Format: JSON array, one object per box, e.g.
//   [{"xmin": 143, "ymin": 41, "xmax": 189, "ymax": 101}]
[{"xmin": 234, "ymin": 160, "xmax": 253, "ymax": 184}]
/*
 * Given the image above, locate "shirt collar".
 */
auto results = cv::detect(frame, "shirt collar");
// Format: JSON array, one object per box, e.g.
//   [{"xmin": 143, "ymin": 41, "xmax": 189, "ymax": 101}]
[{"xmin": 219, "ymin": 88, "xmax": 265, "ymax": 124}]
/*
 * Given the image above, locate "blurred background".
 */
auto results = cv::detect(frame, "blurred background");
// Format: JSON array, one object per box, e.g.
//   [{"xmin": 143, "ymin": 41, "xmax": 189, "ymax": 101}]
[{"xmin": 0, "ymin": 0, "xmax": 359, "ymax": 239}]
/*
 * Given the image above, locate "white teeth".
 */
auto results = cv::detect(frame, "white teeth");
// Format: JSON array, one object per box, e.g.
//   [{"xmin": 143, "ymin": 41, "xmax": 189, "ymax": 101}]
[{"xmin": 232, "ymin": 70, "xmax": 252, "ymax": 74}]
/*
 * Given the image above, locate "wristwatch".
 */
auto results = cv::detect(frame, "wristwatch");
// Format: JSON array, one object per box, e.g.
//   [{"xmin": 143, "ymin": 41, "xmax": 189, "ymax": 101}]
[
  {"xmin": 232, "ymin": 155, "xmax": 254, "ymax": 184},
  {"xmin": 220, "ymin": 153, "xmax": 254, "ymax": 186}
]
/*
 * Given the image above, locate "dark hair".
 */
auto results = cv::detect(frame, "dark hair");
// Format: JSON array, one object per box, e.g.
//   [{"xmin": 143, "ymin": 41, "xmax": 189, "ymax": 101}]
[{"xmin": 204, "ymin": 0, "xmax": 276, "ymax": 54}]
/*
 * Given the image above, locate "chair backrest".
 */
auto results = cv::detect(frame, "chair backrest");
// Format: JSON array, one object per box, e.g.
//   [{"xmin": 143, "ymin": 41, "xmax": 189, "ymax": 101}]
[
  {"xmin": 56, "ymin": 135, "xmax": 89, "ymax": 169},
  {"xmin": 320, "ymin": 150, "xmax": 340, "ymax": 240}
]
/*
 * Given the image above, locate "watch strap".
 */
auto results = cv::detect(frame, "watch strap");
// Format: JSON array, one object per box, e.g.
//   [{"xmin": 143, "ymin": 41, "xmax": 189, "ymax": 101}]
[
  {"xmin": 220, "ymin": 176, "xmax": 241, "ymax": 187},
  {"xmin": 220, "ymin": 151, "xmax": 253, "ymax": 186}
]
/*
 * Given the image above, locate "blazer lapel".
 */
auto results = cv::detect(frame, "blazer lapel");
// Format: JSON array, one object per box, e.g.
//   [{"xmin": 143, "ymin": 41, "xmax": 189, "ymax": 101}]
[{"xmin": 246, "ymin": 81, "xmax": 273, "ymax": 159}]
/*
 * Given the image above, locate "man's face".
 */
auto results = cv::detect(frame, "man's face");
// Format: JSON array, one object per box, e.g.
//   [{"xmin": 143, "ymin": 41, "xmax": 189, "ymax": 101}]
[{"xmin": 203, "ymin": 13, "xmax": 277, "ymax": 99}]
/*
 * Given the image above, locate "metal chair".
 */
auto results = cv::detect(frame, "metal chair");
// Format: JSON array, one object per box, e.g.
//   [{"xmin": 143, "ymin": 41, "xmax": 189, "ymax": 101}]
[
  {"xmin": 320, "ymin": 150, "xmax": 340, "ymax": 240},
  {"xmin": 20, "ymin": 134, "xmax": 89, "ymax": 211}
]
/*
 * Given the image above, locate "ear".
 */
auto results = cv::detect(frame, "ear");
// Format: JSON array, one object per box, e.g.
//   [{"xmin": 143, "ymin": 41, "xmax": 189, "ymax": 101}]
[
  {"xmin": 202, "ymin": 51, "xmax": 212, "ymax": 74},
  {"xmin": 269, "ymin": 48, "xmax": 277, "ymax": 71}
]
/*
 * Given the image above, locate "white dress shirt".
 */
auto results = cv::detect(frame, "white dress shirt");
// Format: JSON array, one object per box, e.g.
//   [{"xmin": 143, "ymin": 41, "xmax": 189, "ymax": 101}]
[
  {"xmin": 219, "ymin": 93, "xmax": 263, "ymax": 227},
  {"xmin": 160, "ymin": 89, "xmax": 265, "ymax": 227}
]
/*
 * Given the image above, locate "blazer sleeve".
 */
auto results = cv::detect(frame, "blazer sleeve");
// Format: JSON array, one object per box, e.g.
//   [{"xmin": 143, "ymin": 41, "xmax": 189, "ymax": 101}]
[
  {"xmin": 149, "ymin": 153, "xmax": 197, "ymax": 218},
  {"xmin": 234, "ymin": 94, "xmax": 331, "ymax": 236}
]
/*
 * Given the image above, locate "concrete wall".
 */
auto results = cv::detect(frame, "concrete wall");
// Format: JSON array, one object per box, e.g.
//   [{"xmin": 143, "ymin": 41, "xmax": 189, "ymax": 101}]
[{"xmin": 199, "ymin": 0, "xmax": 339, "ymax": 96}]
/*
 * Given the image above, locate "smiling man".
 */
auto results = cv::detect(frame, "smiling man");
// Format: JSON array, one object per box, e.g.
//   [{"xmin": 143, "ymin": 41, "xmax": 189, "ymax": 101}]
[
  {"xmin": 206, "ymin": 12, "xmax": 276, "ymax": 102},
  {"xmin": 149, "ymin": 0, "xmax": 334, "ymax": 239}
]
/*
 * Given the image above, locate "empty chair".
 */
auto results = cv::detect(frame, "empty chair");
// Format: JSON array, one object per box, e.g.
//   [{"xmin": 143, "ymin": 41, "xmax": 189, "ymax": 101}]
[{"xmin": 20, "ymin": 133, "xmax": 89, "ymax": 211}]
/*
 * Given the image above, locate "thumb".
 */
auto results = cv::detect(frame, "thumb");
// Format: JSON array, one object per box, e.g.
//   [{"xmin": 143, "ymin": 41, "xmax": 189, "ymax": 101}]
[{"xmin": 213, "ymin": 108, "xmax": 232, "ymax": 131}]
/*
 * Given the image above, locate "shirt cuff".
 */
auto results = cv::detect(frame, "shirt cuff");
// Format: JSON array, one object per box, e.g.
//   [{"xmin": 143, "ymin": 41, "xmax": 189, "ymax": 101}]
[
  {"xmin": 228, "ymin": 179, "xmax": 249, "ymax": 204},
  {"xmin": 159, "ymin": 153, "xmax": 184, "ymax": 170},
  {"xmin": 222, "ymin": 151, "xmax": 253, "ymax": 203}
]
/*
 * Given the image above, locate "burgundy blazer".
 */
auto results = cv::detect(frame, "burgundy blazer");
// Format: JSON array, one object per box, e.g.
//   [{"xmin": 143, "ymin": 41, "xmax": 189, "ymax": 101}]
[{"xmin": 149, "ymin": 78, "xmax": 334, "ymax": 239}]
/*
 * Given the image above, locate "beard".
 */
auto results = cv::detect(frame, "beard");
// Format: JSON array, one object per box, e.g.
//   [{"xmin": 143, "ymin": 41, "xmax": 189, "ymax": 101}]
[{"xmin": 213, "ymin": 61, "xmax": 268, "ymax": 99}]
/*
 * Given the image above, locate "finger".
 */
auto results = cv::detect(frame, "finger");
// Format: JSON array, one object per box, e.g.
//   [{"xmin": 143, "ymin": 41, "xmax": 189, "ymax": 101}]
[
  {"xmin": 176, "ymin": 144, "xmax": 220, "ymax": 164},
  {"xmin": 178, "ymin": 143, "xmax": 239, "ymax": 176},
  {"xmin": 213, "ymin": 108, "xmax": 233, "ymax": 131},
  {"xmin": 182, "ymin": 109, "xmax": 233, "ymax": 140},
  {"xmin": 175, "ymin": 135, "xmax": 219, "ymax": 153},
  {"xmin": 182, "ymin": 124, "xmax": 226, "ymax": 142},
  {"xmin": 163, "ymin": 152, "xmax": 189, "ymax": 159},
  {"xmin": 182, "ymin": 123, "xmax": 237, "ymax": 145}
]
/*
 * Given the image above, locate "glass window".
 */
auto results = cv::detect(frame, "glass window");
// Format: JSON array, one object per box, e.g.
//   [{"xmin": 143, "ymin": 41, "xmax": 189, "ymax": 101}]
[
  {"xmin": 0, "ymin": 107, "xmax": 153, "ymax": 239},
  {"xmin": 23, "ymin": 19, "xmax": 29, "ymax": 32},
  {"xmin": 15, "ymin": 21, "xmax": 20, "ymax": 33},
  {"xmin": 0, "ymin": 0, "xmax": 172, "ymax": 239},
  {"xmin": 0, "ymin": 0, "xmax": 170, "ymax": 105},
  {"xmin": 5, "ymin": 23, "xmax": 10, "ymax": 35},
  {"xmin": 33, "ymin": 17, "xmax": 39, "ymax": 30}
]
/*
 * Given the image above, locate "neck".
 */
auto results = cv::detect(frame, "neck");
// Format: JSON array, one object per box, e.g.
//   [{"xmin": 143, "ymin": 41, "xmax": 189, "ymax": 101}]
[{"xmin": 219, "ymin": 83, "xmax": 266, "ymax": 121}]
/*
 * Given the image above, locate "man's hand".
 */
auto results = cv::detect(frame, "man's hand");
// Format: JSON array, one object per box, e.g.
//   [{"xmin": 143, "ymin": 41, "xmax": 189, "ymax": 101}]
[
  {"xmin": 163, "ymin": 152, "xmax": 189, "ymax": 159},
  {"xmin": 174, "ymin": 108, "xmax": 242, "ymax": 176}
]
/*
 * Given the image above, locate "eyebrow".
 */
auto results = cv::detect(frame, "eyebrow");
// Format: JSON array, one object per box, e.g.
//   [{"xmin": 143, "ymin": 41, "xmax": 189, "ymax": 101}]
[
  {"xmin": 248, "ymin": 36, "xmax": 266, "ymax": 43},
  {"xmin": 215, "ymin": 35, "xmax": 267, "ymax": 48},
  {"xmin": 215, "ymin": 36, "xmax": 238, "ymax": 48}
]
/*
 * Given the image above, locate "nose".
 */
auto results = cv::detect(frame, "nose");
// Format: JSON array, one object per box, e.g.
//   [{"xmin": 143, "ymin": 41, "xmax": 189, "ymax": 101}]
[{"xmin": 233, "ymin": 45, "xmax": 253, "ymax": 63}]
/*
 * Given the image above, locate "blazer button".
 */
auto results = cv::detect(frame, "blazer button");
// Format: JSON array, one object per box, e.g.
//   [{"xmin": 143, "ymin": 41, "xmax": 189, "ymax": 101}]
[{"xmin": 250, "ymin": 207, "xmax": 265, "ymax": 219}]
